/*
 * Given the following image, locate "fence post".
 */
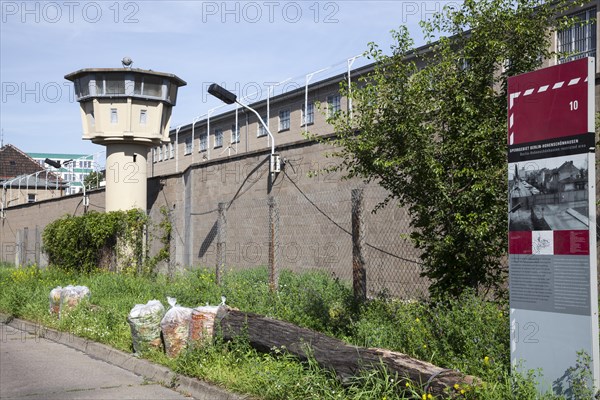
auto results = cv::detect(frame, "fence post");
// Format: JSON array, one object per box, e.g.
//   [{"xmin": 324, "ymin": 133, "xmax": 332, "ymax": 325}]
[
  {"xmin": 22, "ymin": 227, "xmax": 29, "ymax": 266},
  {"xmin": 168, "ymin": 212, "xmax": 176, "ymax": 280},
  {"xmin": 35, "ymin": 225, "xmax": 40, "ymax": 266},
  {"xmin": 352, "ymin": 188, "xmax": 366, "ymax": 302},
  {"xmin": 268, "ymin": 195, "xmax": 279, "ymax": 292},
  {"xmin": 216, "ymin": 202, "xmax": 227, "ymax": 285},
  {"xmin": 15, "ymin": 229, "xmax": 21, "ymax": 267}
]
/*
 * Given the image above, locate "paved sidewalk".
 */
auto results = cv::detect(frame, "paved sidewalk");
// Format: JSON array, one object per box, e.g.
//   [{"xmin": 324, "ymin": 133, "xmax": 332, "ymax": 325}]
[{"xmin": 0, "ymin": 318, "xmax": 244, "ymax": 400}]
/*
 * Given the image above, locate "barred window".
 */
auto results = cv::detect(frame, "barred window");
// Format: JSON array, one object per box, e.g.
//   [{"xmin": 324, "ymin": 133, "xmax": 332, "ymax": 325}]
[
  {"xmin": 215, "ymin": 128, "xmax": 223, "ymax": 148},
  {"xmin": 327, "ymin": 94, "xmax": 341, "ymax": 117},
  {"xmin": 257, "ymin": 115, "xmax": 268, "ymax": 137},
  {"xmin": 231, "ymin": 124, "xmax": 240, "ymax": 144},
  {"xmin": 279, "ymin": 109, "xmax": 290, "ymax": 131},
  {"xmin": 302, "ymin": 102, "xmax": 314, "ymax": 125},
  {"xmin": 184, "ymin": 137, "xmax": 192, "ymax": 155},
  {"xmin": 558, "ymin": 8, "xmax": 596, "ymax": 63},
  {"xmin": 199, "ymin": 134, "xmax": 207, "ymax": 151}
]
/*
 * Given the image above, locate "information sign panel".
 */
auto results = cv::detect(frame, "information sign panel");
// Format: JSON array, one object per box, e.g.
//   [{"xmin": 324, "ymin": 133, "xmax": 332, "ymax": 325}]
[{"xmin": 508, "ymin": 57, "xmax": 599, "ymax": 395}]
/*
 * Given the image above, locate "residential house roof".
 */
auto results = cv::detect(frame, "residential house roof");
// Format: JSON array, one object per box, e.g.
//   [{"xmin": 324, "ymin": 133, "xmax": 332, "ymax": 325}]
[{"xmin": 0, "ymin": 144, "xmax": 60, "ymax": 182}]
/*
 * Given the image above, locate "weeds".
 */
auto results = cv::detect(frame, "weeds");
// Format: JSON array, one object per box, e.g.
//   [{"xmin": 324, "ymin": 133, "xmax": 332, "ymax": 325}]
[{"xmin": 0, "ymin": 265, "xmax": 593, "ymax": 399}]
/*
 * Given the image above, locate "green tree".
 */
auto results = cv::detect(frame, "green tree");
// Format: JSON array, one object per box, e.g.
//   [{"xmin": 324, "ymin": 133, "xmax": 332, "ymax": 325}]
[
  {"xmin": 84, "ymin": 170, "xmax": 104, "ymax": 190},
  {"xmin": 326, "ymin": 0, "xmax": 578, "ymax": 297}
]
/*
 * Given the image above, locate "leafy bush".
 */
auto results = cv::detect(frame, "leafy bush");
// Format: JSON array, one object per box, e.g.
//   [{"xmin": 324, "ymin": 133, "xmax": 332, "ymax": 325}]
[{"xmin": 42, "ymin": 209, "xmax": 148, "ymax": 273}]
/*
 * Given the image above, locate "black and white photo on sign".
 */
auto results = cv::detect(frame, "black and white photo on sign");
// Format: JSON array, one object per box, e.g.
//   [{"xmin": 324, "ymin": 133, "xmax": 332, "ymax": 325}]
[{"xmin": 509, "ymin": 153, "xmax": 589, "ymax": 231}]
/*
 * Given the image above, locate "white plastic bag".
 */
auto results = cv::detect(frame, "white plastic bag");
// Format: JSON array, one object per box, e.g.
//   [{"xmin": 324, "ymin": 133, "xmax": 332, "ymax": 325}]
[
  {"xmin": 188, "ymin": 306, "xmax": 221, "ymax": 346},
  {"xmin": 188, "ymin": 297, "xmax": 227, "ymax": 347},
  {"xmin": 59, "ymin": 285, "xmax": 91, "ymax": 317},
  {"xmin": 127, "ymin": 300, "xmax": 165, "ymax": 354},
  {"xmin": 160, "ymin": 297, "xmax": 192, "ymax": 357},
  {"xmin": 49, "ymin": 286, "xmax": 62, "ymax": 316}
]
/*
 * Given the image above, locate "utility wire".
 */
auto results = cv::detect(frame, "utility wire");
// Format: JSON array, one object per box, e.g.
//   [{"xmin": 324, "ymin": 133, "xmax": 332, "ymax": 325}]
[{"xmin": 283, "ymin": 167, "xmax": 422, "ymax": 265}]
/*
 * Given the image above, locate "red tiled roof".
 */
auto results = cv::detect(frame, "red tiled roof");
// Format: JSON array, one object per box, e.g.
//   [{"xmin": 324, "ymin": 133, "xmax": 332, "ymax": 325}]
[{"xmin": 0, "ymin": 144, "xmax": 54, "ymax": 180}]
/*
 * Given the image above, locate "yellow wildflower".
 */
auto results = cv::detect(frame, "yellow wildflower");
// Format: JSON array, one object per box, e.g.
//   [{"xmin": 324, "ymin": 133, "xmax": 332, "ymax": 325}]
[{"xmin": 454, "ymin": 383, "xmax": 460, "ymax": 390}]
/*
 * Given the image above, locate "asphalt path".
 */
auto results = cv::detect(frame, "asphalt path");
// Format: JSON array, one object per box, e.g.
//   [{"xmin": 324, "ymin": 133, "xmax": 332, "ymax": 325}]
[{"xmin": 0, "ymin": 324, "xmax": 192, "ymax": 400}]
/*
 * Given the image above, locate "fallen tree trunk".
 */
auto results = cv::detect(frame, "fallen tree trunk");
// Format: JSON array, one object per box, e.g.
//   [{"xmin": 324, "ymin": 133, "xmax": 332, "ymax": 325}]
[{"xmin": 217, "ymin": 308, "xmax": 478, "ymax": 397}]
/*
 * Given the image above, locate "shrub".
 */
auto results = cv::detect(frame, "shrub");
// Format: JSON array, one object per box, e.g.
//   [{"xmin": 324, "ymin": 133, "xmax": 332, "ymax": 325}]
[{"xmin": 42, "ymin": 209, "xmax": 147, "ymax": 273}]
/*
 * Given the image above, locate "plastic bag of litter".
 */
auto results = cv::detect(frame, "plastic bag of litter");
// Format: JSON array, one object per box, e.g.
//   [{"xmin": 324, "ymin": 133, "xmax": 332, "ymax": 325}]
[
  {"xmin": 188, "ymin": 297, "xmax": 228, "ymax": 347},
  {"xmin": 188, "ymin": 305, "xmax": 224, "ymax": 347},
  {"xmin": 127, "ymin": 300, "xmax": 165, "ymax": 355},
  {"xmin": 49, "ymin": 286, "xmax": 63, "ymax": 316},
  {"xmin": 160, "ymin": 297, "xmax": 192, "ymax": 358},
  {"xmin": 59, "ymin": 285, "xmax": 91, "ymax": 317}
]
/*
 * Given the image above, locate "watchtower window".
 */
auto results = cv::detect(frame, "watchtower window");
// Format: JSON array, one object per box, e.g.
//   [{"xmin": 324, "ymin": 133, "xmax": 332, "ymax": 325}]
[
  {"xmin": 75, "ymin": 76, "xmax": 91, "ymax": 97},
  {"xmin": 133, "ymin": 75, "xmax": 163, "ymax": 97},
  {"xmin": 110, "ymin": 108, "xmax": 118, "ymax": 124},
  {"xmin": 140, "ymin": 110, "xmax": 147, "ymax": 125},
  {"xmin": 105, "ymin": 73, "xmax": 126, "ymax": 95}
]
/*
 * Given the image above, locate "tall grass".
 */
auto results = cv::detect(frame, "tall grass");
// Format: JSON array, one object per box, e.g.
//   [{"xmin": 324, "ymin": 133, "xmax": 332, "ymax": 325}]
[{"xmin": 0, "ymin": 264, "xmax": 585, "ymax": 399}]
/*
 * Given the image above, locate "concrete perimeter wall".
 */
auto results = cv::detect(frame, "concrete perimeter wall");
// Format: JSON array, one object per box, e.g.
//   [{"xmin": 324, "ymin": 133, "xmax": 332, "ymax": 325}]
[{"xmin": 1, "ymin": 139, "xmax": 426, "ymax": 298}]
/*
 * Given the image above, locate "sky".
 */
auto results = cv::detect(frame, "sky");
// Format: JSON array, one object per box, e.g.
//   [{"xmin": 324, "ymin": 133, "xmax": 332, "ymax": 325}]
[{"xmin": 1, "ymin": 0, "xmax": 462, "ymax": 158}]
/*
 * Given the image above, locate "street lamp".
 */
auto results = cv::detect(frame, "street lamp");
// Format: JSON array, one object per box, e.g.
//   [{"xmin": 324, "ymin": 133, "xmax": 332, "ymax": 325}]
[
  {"xmin": 44, "ymin": 158, "xmax": 61, "ymax": 169},
  {"xmin": 207, "ymin": 83, "xmax": 281, "ymax": 175}
]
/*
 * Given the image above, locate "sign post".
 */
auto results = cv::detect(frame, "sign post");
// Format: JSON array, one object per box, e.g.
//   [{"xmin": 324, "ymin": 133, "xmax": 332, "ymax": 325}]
[{"xmin": 508, "ymin": 57, "xmax": 599, "ymax": 395}]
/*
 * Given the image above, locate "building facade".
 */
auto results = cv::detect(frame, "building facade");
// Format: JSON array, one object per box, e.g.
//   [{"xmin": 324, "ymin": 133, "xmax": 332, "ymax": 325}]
[
  {"xmin": 28, "ymin": 152, "xmax": 97, "ymax": 195},
  {"xmin": 0, "ymin": 144, "xmax": 65, "ymax": 206},
  {"xmin": 148, "ymin": 2, "xmax": 598, "ymax": 179}
]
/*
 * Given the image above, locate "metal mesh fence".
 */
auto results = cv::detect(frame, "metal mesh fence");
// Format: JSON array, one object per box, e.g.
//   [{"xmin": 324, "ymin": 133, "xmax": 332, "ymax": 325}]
[
  {"xmin": 362, "ymin": 189, "xmax": 427, "ymax": 298},
  {"xmin": 188, "ymin": 180, "xmax": 428, "ymax": 299}
]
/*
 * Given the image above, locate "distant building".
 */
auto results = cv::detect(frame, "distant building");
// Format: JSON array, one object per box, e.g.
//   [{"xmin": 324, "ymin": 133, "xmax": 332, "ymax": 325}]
[
  {"xmin": 1, "ymin": 144, "xmax": 44, "ymax": 181},
  {"xmin": 0, "ymin": 144, "xmax": 65, "ymax": 205},
  {"xmin": 556, "ymin": 160, "xmax": 581, "ymax": 181},
  {"xmin": 28, "ymin": 152, "xmax": 96, "ymax": 195}
]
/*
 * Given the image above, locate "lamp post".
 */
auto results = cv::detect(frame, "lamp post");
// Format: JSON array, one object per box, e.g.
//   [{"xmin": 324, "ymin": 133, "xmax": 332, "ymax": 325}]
[
  {"xmin": 208, "ymin": 83, "xmax": 282, "ymax": 291},
  {"xmin": 207, "ymin": 84, "xmax": 281, "ymax": 182}
]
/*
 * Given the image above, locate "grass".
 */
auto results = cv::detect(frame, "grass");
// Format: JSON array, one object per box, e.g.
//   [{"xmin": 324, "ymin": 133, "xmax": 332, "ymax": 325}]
[{"xmin": 0, "ymin": 263, "xmax": 588, "ymax": 399}]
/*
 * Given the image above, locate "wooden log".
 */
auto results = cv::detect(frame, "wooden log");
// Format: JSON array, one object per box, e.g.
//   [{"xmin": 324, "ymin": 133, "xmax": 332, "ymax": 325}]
[{"xmin": 218, "ymin": 308, "xmax": 477, "ymax": 397}]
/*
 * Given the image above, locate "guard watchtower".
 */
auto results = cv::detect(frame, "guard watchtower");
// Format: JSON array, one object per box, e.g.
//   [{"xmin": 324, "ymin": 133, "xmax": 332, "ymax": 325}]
[{"xmin": 65, "ymin": 60, "xmax": 186, "ymax": 211}]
